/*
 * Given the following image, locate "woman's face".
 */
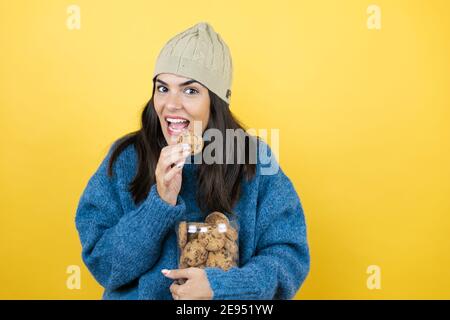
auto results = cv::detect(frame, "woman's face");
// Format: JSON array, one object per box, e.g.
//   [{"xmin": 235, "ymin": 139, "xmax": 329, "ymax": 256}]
[{"xmin": 153, "ymin": 73, "xmax": 211, "ymax": 145}]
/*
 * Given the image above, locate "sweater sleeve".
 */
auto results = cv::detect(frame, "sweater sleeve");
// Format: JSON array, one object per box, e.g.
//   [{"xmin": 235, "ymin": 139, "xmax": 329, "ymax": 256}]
[
  {"xmin": 204, "ymin": 165, "xmax": 310, "ymax": 300},
  {"xmin": 75, "ymin": 146, "xmax": 186, "ymax": 291}
]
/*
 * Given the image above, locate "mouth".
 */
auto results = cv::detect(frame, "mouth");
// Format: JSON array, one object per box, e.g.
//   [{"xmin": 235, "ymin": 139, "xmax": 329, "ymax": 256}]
[{"xmin": 164, "ymin": 116, "xmax": 190, "ymax": 136}]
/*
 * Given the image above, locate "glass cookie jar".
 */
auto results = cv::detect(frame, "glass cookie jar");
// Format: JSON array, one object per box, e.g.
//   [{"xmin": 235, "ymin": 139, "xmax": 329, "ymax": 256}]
[{"xmin": 176, "ymin": 212, "xmax": 239, "ymax": 272}]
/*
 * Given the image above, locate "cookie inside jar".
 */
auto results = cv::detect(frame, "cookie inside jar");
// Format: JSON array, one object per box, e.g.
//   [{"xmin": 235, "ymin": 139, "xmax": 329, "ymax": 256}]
[{"xmin": 176, "ymin": 212, "xmax": 239, "ymax": 272}]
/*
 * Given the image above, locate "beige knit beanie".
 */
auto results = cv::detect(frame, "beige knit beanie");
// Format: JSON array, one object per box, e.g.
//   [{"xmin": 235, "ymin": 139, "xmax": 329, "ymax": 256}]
[{"xmin": 153, "ymin": 22, "xmax": 233, "ymax": 104}]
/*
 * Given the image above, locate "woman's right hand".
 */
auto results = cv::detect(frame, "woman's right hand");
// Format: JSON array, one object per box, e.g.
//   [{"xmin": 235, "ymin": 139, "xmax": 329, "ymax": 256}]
[{"xmin": 155, "ymin": 141, "xmax": 191, "ymax": 206}]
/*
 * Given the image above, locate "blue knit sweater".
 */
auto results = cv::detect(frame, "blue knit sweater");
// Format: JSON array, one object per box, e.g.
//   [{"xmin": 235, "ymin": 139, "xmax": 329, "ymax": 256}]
[{"xmin": 75, "ymin": 140, "xmax": 310, "ymax": 300}]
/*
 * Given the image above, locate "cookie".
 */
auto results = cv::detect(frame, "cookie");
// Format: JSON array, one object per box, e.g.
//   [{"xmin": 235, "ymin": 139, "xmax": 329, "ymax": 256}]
[
  {"xmin": 198, "ymin": 227, "xmax": 226, "ymax": 252},
  {"xmin": 187, "ymin": 234, "xmax": 197, "ymax": 241},
  {"xmin": 224, "ymin": 238, "xmax": 239, "ymax": 260},
  {"xmin": 225, "ymin": 224, "xmax": 238, "ymax": 242},
  {"xmin": 177, "ymin": 131, "xmax": 203, "ymax": 155},
  {"xmin": 206, "ymin": 248, "xmax": 236, "ymax": 271},
  {"xmin": 178, "ymin": 221, "xmax": 187, "ymax": 249},
  {"xmin": 205, "ymin": 211, "xmax": 230, "ymax": 225},
  {"xmin": 181, "ymin": 239, "xmax": 208, "ymax": 267},
  {"xmin": 205, "ymin": 212, "xmax": 238, "ymax": 241},
  {"xmin": 178, "ymin": 257, "xmax": 189, "ymax": 269}
]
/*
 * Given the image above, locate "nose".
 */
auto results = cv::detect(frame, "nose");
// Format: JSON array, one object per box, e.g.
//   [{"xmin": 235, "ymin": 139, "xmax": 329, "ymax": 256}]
[{"xmin": 164, "ymin": 92, "xmax": 183, "ymax": 111}]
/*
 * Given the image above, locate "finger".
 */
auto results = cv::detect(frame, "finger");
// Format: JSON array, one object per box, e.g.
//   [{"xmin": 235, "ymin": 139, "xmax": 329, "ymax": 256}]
[
  {"xmin": 156, "ymin": 152, "xmax": 188, "ymax": 178},
  {"xmin": 156, "ymin": 165, "xmax": 183, "ymax": 188},
  {"xmin": 169, "ymin": 149, "xmax": 191, "ymax": 166},
  {"xmin": 163, "ymin": 152, "xmax": 189, "ymax": 173},
  {"xmin": 161, "ymin": 268, "xmax": 192, "ymax": 280},
  {"xmin": 158, "ymin": 144, "xmax": 185, "ymax": 168},
  {"xmin": 163, "ymin": 162, "xmax": 184, "ymax": 184},
  {"xmin": 170, "ymin": 282, "xmax": 182, "ymax": 299},
  {"xmin": 170, "ymin": 282, "xmax": 179, "ymax": 293},
  {"xmin": 159, "ymin": 146, "xmax": 191, "ymax": 171},
  {"xmin": 161, "ymin": 143, "xmax": 191, "ymax": 157}
]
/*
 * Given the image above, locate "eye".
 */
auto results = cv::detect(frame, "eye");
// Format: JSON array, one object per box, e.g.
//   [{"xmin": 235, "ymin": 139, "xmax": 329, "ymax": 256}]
[
  {"xmin": 156, "ymin": 85, "xmax": 168, "ymax": 93},
  {"xmin": 184, "ymin": 87, "xmax": 199, "ymax": 95}
]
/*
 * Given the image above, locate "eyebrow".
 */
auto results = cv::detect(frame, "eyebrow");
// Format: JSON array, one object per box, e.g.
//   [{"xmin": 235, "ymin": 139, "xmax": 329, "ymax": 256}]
[{"xmin": 155, "ymin": 78, "xmax": 201, "ymax": 87}]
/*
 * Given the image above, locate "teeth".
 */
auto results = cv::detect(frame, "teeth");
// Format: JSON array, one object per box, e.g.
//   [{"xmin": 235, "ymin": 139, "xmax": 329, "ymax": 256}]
[
  {"xmin": 169, "ymin": 127, "xmax": 185, "ymax": 133},
  {"xmin": 166, "ymin": 117, "xmax": 189, "ymax": 123}
]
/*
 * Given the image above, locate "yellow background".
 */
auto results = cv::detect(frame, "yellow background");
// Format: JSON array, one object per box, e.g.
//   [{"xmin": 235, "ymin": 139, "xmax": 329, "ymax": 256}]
[{"xmin": 1, "ymin": 0, "xmax": 449, "ymax": 299}]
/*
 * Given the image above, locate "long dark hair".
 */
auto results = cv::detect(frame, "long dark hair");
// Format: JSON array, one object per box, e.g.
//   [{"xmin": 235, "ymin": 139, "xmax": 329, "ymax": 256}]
[{"xmin": 107, "ymin": 78, "xmax": 256, "ymax": 215}]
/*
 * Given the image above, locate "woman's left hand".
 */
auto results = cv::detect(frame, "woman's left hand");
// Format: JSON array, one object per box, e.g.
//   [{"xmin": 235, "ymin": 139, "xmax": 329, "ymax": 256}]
[{"xmin": 162, "ymin": 268, "xmax": 214, "ymax": 300}]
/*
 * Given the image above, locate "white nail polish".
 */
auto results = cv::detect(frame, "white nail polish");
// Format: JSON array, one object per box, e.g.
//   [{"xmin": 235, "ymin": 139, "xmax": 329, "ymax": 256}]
[{"xmin": 176, "ymin": 162, "xmax": 185, "ymax": 168}]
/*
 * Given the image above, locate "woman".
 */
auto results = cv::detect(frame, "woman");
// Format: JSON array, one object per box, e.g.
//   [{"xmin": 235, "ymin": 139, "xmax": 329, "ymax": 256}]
[{"xmin": 75, "ymin": 22, "xmax": 310, "ymax": 300}]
